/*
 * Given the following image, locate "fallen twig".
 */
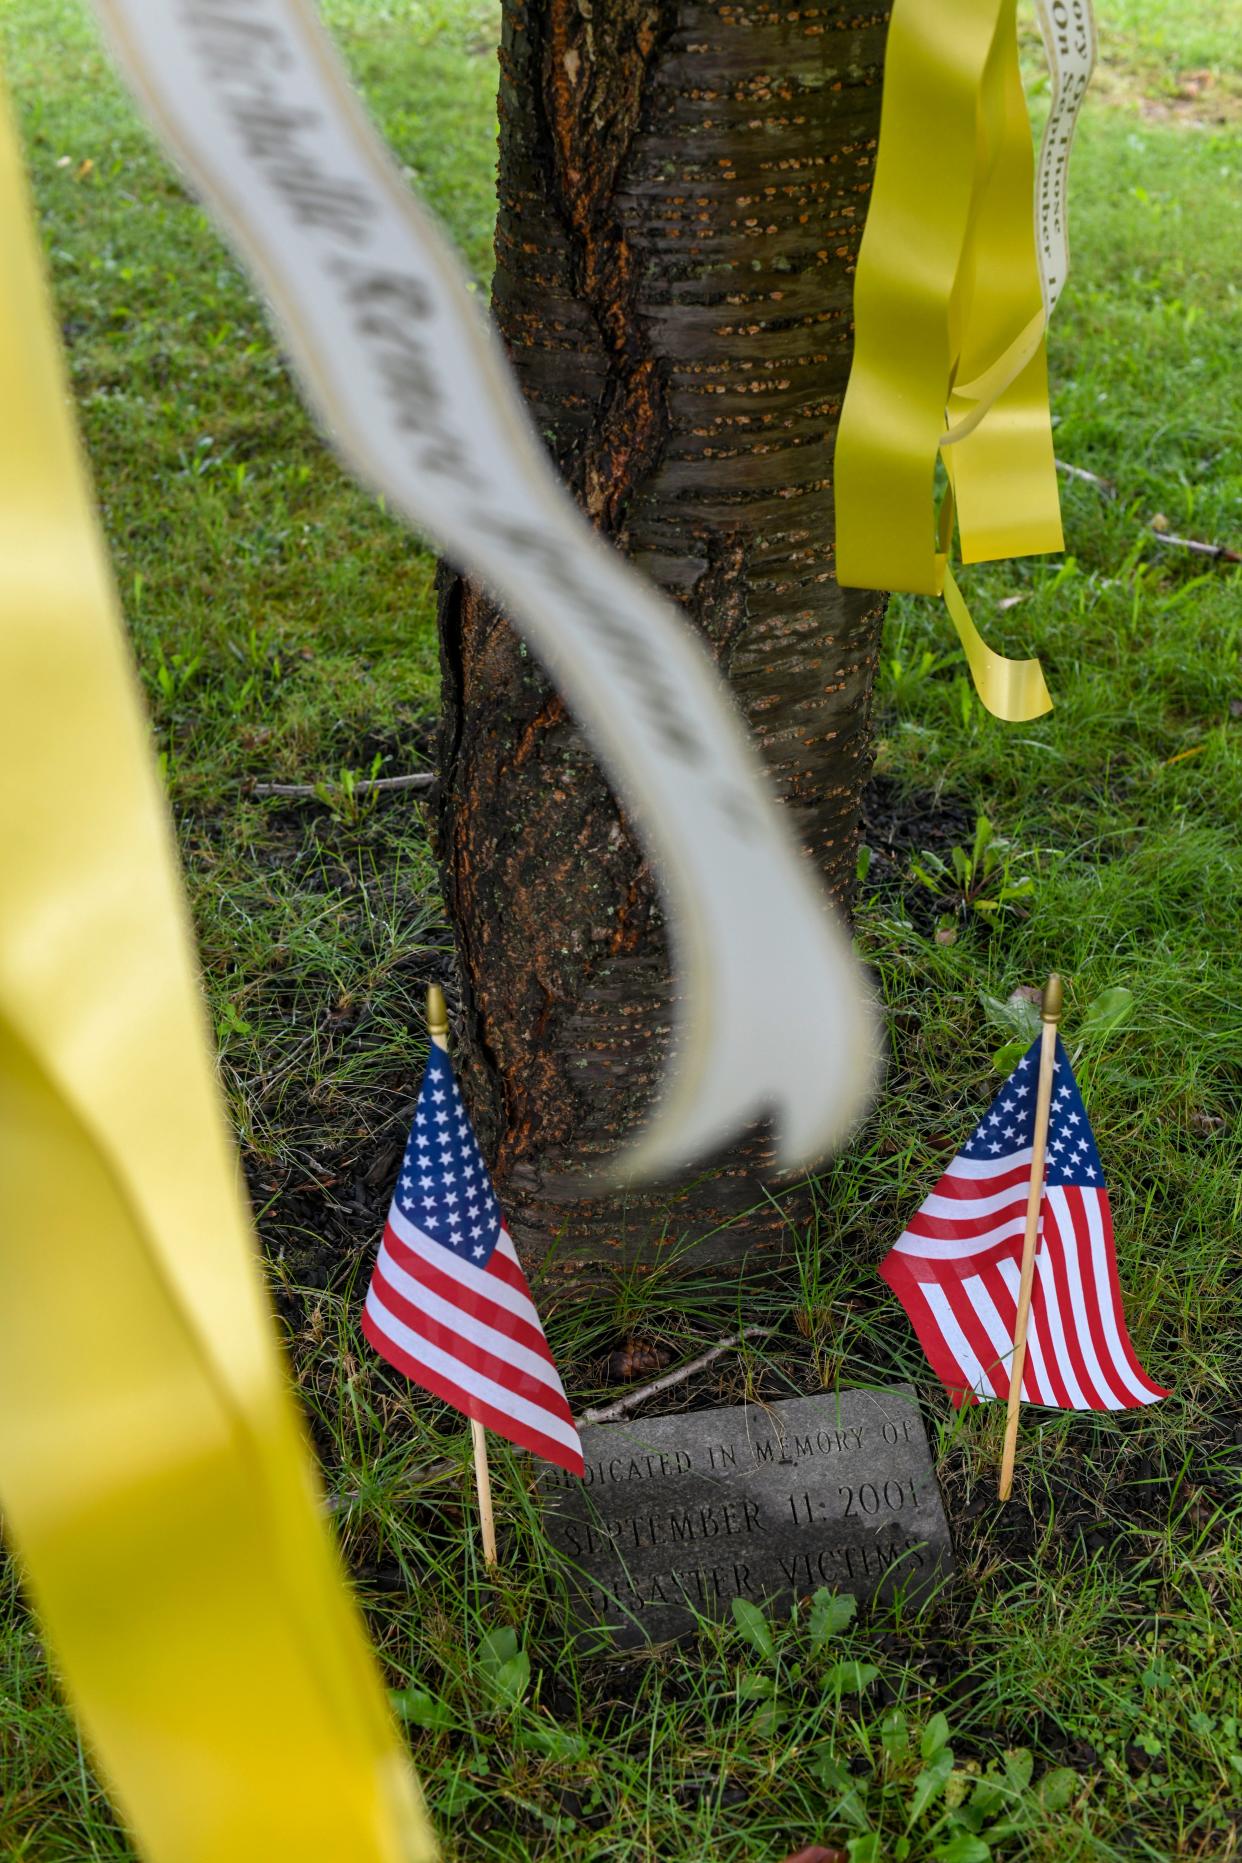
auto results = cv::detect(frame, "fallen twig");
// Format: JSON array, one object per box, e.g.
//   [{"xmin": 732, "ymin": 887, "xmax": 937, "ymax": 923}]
[
  {"xmin": 575, "ymin": 1323, "xmax": 777, "ymax": 1426},
  {"xmin": 1147, "ymin": 529, "xmax": 1242, "ymax": 564},
  {"xmin": 322, "ymin": 1322, "xmax": 779, "ymax": 1515},
  {"xmin": 1056, "ymin": 457, "xmax": 1240, "ymax": 561},
  {"xmin": 1055, "ymin": 457, "xmax": 1116, "ymax": 498},
  {"xmin": 251, "ymin": 771, "xmax": 434, "ymax": 798}
]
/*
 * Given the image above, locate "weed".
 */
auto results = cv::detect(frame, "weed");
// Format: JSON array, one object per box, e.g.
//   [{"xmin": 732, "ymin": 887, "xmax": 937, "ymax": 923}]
[{"xmin": 909, "ymin": 817, "xmax": 1037, "ymax": 937}]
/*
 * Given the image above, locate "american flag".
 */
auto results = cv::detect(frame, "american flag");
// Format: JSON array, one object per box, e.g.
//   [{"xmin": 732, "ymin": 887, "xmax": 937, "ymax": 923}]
[
  {"xmin": 880, "ymin": 1035, "xmax": 1167, "ymax": 1411},
  {"xmin": 361, "ymin": 1046, "xmax": 584, "ymax": 1476}
]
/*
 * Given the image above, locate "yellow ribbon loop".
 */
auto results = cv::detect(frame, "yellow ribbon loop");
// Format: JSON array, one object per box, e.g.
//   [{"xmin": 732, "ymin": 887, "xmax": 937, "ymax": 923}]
[
  {"xmin": 0, "ymin": 75, "xmax": 434, "ymax": 1863},
  {"xmin": 834, "ymin": 0, "xmax": 1063, "ymax": 720}
]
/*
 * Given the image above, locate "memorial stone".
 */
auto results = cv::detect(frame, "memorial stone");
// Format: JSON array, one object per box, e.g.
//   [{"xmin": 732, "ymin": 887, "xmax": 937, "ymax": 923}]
[{"xmin": 539, "ymin": 1385, "xmax": 953, "ymax": 1645}]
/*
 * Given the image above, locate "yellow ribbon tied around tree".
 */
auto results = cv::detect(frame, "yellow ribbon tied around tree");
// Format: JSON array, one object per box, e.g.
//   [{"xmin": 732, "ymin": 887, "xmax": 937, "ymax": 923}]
[
  {"xmin": 835, "ymin": 0, "xmax": 1068, "ymax": 722},
  {"xmin": 0, "ymin": 74, "xmax": 435, "ymax": 1863}
]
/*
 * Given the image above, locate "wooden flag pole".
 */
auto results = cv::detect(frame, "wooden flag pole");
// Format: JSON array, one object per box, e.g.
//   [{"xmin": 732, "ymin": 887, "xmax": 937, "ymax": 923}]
[
  {"xmin": 426, "ymin": 983, "xmax": 498, "ymax": 1567},
  {"xmin": 999, "ymin": 972, "xmax": 1062, "ymax": 1503},
  {"xmin": 470, "ymin": 1419, "xmax": 498, "ymax": 1568}
]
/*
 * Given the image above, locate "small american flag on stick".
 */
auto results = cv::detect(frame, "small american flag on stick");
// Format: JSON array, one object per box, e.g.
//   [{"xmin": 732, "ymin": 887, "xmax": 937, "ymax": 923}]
[
  {"xmin": 880, "ymin": 990, "xmax": 1167, "ymax": 1445},
  {"xmin": 362, "ymin": 997, "xmax": 583, "ymax": 1487}
]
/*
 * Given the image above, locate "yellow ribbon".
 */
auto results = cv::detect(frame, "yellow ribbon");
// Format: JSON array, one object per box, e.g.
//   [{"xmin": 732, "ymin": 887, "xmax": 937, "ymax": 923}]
[
  {"xmin": 0, "ymin": 76, "xmax": 434, "ymax": 1863},
  {"xmin": 835, "ymin": 0, "xmax": 1063, "ymax": 721}
]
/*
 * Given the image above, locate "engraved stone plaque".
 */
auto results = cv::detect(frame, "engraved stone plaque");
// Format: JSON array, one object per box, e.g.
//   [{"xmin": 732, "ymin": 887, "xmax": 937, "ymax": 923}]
[{"xmin": 538, "ymin": 1385, "xmax": 953, "ymax": 1645}]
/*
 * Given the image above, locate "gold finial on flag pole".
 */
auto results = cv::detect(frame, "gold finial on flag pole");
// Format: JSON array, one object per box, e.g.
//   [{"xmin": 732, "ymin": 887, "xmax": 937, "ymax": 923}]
[
  {"xmin": 425, "ymin": 983, "xmax": 498, "ymax": 1567},
  {"xmin": 426, "ymin": 982, "xmax": 449, "ymax": 1042},
  {"xmin": 999, "ymin": 974, "xmax": 1063, "ymax": 1502}
]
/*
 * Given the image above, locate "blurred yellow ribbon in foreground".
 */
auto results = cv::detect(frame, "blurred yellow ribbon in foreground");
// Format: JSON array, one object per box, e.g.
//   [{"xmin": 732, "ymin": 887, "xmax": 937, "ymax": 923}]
[
  {"xmin": 835, "ymin": 0, "xmax": 1065, "ymax": 721},
  {"xmin": 0, "ymin": 78, "xmax": 434, "ymax": 1863}
]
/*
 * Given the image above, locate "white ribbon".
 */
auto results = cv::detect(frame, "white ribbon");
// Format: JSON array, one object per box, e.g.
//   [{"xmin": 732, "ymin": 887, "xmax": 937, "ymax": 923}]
[
  {"xmin": 91, "ymin": 0, "xmax": 878, "ymax": 1183},
  {"xmin": 1033, "ymin": 0, "xmax": 1097, "ymax": 318}
]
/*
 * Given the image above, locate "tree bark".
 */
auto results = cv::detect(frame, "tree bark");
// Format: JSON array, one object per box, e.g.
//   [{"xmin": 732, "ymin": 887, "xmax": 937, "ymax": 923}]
[{"xmin": 434, "ymin": 0, "xmax": 889, "ymax": 1281}]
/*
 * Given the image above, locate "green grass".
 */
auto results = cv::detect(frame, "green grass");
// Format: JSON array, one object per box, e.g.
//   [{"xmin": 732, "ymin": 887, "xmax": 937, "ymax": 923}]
[{"xmin": 2, "ymin": 1, "xmax": 1241, "ymax": 1858}]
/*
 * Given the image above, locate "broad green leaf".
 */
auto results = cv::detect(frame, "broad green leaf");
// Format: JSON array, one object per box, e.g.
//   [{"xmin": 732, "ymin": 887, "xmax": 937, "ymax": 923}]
[
  {"xmin": 388, "ymin": 1686, "xmax": 453, "ymax": 1731},
  {"xmin": 1003, "ymin": 1747, "xmax": 1033, "ymax": 1791},
  {"xmin": 848, "ymin": 1837, "xmax": 881, "ymax": 1863},
  {"xmin": 1036, "ymin": 1767, "xmax": 1079, "ymax": 1811},
  {"xmin": 921, "ymin": 1711, "xmax": 951, "ymax": 1760},
  {"xmin": 932, "ymin": 1836, "xmax": 991, "ymax": 1863},
  {"xmin": 737, "ymin": 1672, "xmax": 776, "ymax": 1700},
  {"xmin": 970, "ymin": 1775, "xmax": 1006, "ymax": 1819},
  {"xmin": 815, "ymin": 1750, "xmax": 853, "ymax": 1793},
  {"xmin": 477, "ymin": 1626, "xmax": 519, "ymax": 1675},
  {"xmin": 809, "ymin": 1587, "xmax": 857, "ymax": 1650},
  {"xmin": 749, "ymin": 1698, "xmax": 786, "ymax": 1740},
  {"xmin": 981, "ymin": 990, "xmax": 1041, "ymax": 1040},
  {"xmin": 823, "ymin": 1660, "xmax": 880, "ymax": 1694},
  {"xmin": 908, "ymin": 1750, "xmax": 955, "ymax": 1823},
  {"xmin": 882, "ymin": 1708, "xmax": 910, "ymax": 1759},
  {"xmin": 1079, "ymin": 985, "xmax": 1134, "ymax": 1042},
  {"xmin": 488, "ymin": 1651, "xmax": 531, "ymax": 1710},
  {"xmin": 833, "ymin": 1786, "xmax": 871, "ymax": 1833},
  {"xmin": 732, "ymin": 1596, "xmax": 777, "ymax": 1661},
  {"xmin": 992, "ymin": 1039, "xmax": 1029, "ymax": 1073}
]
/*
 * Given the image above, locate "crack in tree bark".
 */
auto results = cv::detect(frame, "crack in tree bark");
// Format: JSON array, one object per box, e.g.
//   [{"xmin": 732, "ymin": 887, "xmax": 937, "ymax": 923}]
[{"xmin": 435, "ymin": 0, "xmax": 891, "ymax": 1282}]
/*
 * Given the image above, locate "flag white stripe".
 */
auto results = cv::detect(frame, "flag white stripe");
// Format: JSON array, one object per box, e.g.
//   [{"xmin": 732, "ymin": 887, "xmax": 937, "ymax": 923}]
[
  {"xmin": 387, "ymin": 1205, "xmax": 542, "ymax": 1332},
  {"xmin": 1032, "ymin": 1244, "xmax": 1090, "ymax": 1408},
  {"xmin": 372, "ymin": 1243, "xmax": 563, "ymax": 1396},
  {"xmin": 1080, "ymin": 1192, "xmax": 1162, "ymax": 1407},
  {"xmin": 965, "ymin": 1273, "xmax": 1016, "ymax": 1392},
  {"xmin": 936, "ymin": 1147, "xmax": 1033, "ymax": 1181},
  {"xmin": 923, "ymin": 1181, "xmax": 1035, "ymax": 1220},
  {"xmin": 1044, "ymin": 1188, "xmax": 1126, "ymax": 1410},
  {"xmin": 893, "ymin": 1209, "xmax": 1027, "ymax": 1260},
  {"xmin": 917, "ymin": 1282, "xmax": 992, "ymax": 1401},
  {"xmin": 995, "ymin": 1252, "xmax": 1054, "ymax": 1405},
  {"xmin": 363, "ymin": 1287, "xmax": 581, "ymax": 1455}
]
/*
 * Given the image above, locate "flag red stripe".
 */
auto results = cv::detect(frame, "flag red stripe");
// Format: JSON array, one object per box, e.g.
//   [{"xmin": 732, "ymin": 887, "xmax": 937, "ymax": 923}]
[
  {"xmin": 1025, "ymin": 1253, "xmax": 1075, "ymax": 1408},
  {"xmin": 1061, "ymin": 1188, "xmax": 1132, "ymax": 1408},
  {"xmin": 381, "ymin": 1222, "xmax": 553, "ymax": 1363},
  {"xmin": 367, "ymin": 1269, "xmax": 575, "ymax": 1424},
  {"xmin": 486, "ymin": 1239, "xmax": 542, "ymax": 1303},
  {"xmin": 979, "ymin": 1261, "xmax": 1053, "ymax": 1405},
  {"xmin": 937, "ymin": 1271, "xmax": 1011, "ymax": 1398},
  {"xmin": 905, "ymin": 1201, "xmax": 1027, "ymax": 1243},
  {"xmin": 890, "ymin": 1232, "xmax": 1027, "ymax": 1282},
  {"xmin": 361, "ymin": 1307, "xmax": 583, "ymax": 1475},
  {"xmin": 930, "ymin": 1160, "xmax": 1034, "ymax": 1200},
  {"xmin": 1038, "ymin": 1199, "xmax": 1109, "ymax": 1409},
  {"xmin": 1064, "ymin": 1188, "xmax": 1168, "ymax": 1406},
  {"xmin": 878, "ymin": 1255, "xmax": 979, "ymax": 1408},
  {"xmin": 1093, "ymin": 1199, "xmax": 1169, "ymax": 1398}
]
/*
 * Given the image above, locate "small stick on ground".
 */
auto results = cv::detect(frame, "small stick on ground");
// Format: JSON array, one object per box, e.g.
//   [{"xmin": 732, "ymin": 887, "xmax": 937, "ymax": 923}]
[
  {"xmin": 323, "ymin": 1322, "xmax": 779, "ymax": 1514},
  {"xmin": 1055, "ymin": 457, "xmax": 1117, "ymax": 498},
  {"xmin": 1148, "ymin": 529, "xmax": 1242, "ymax": 564},
  {"xmin": 576, "ymin": 1323, "xmax": 776, "ymax": 1426},
  {"xmin": 251, "ymin": 772, "xmax": 434, "ymax": 798}
]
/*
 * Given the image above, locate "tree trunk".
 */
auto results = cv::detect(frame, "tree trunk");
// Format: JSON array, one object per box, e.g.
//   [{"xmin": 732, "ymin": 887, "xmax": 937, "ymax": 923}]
[{"xmin": 434, "ymin": 0, "xmax": 888, "ymax": 1282}]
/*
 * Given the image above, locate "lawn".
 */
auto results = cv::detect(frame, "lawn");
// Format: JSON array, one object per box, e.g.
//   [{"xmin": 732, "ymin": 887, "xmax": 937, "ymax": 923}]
[{"xmin": 1, "ymin": 1, "xmax": 1240, "ymax": 1859}]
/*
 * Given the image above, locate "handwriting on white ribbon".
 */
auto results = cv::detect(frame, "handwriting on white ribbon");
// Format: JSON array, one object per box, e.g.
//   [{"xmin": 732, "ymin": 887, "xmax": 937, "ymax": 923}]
[
  {"xmin": 1034, "ymin": 0, "xmax": 1097, "ymax": 318},
  {"xmin": 92, "ymin": 0, "xmax": 878, "ymax": 1182}
]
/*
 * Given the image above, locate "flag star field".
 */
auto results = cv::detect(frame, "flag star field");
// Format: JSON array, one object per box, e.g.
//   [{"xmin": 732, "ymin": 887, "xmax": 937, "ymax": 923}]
[{"xmin": 362, "ymin": 1047, "xmax": 584, "ymax": 1476}]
